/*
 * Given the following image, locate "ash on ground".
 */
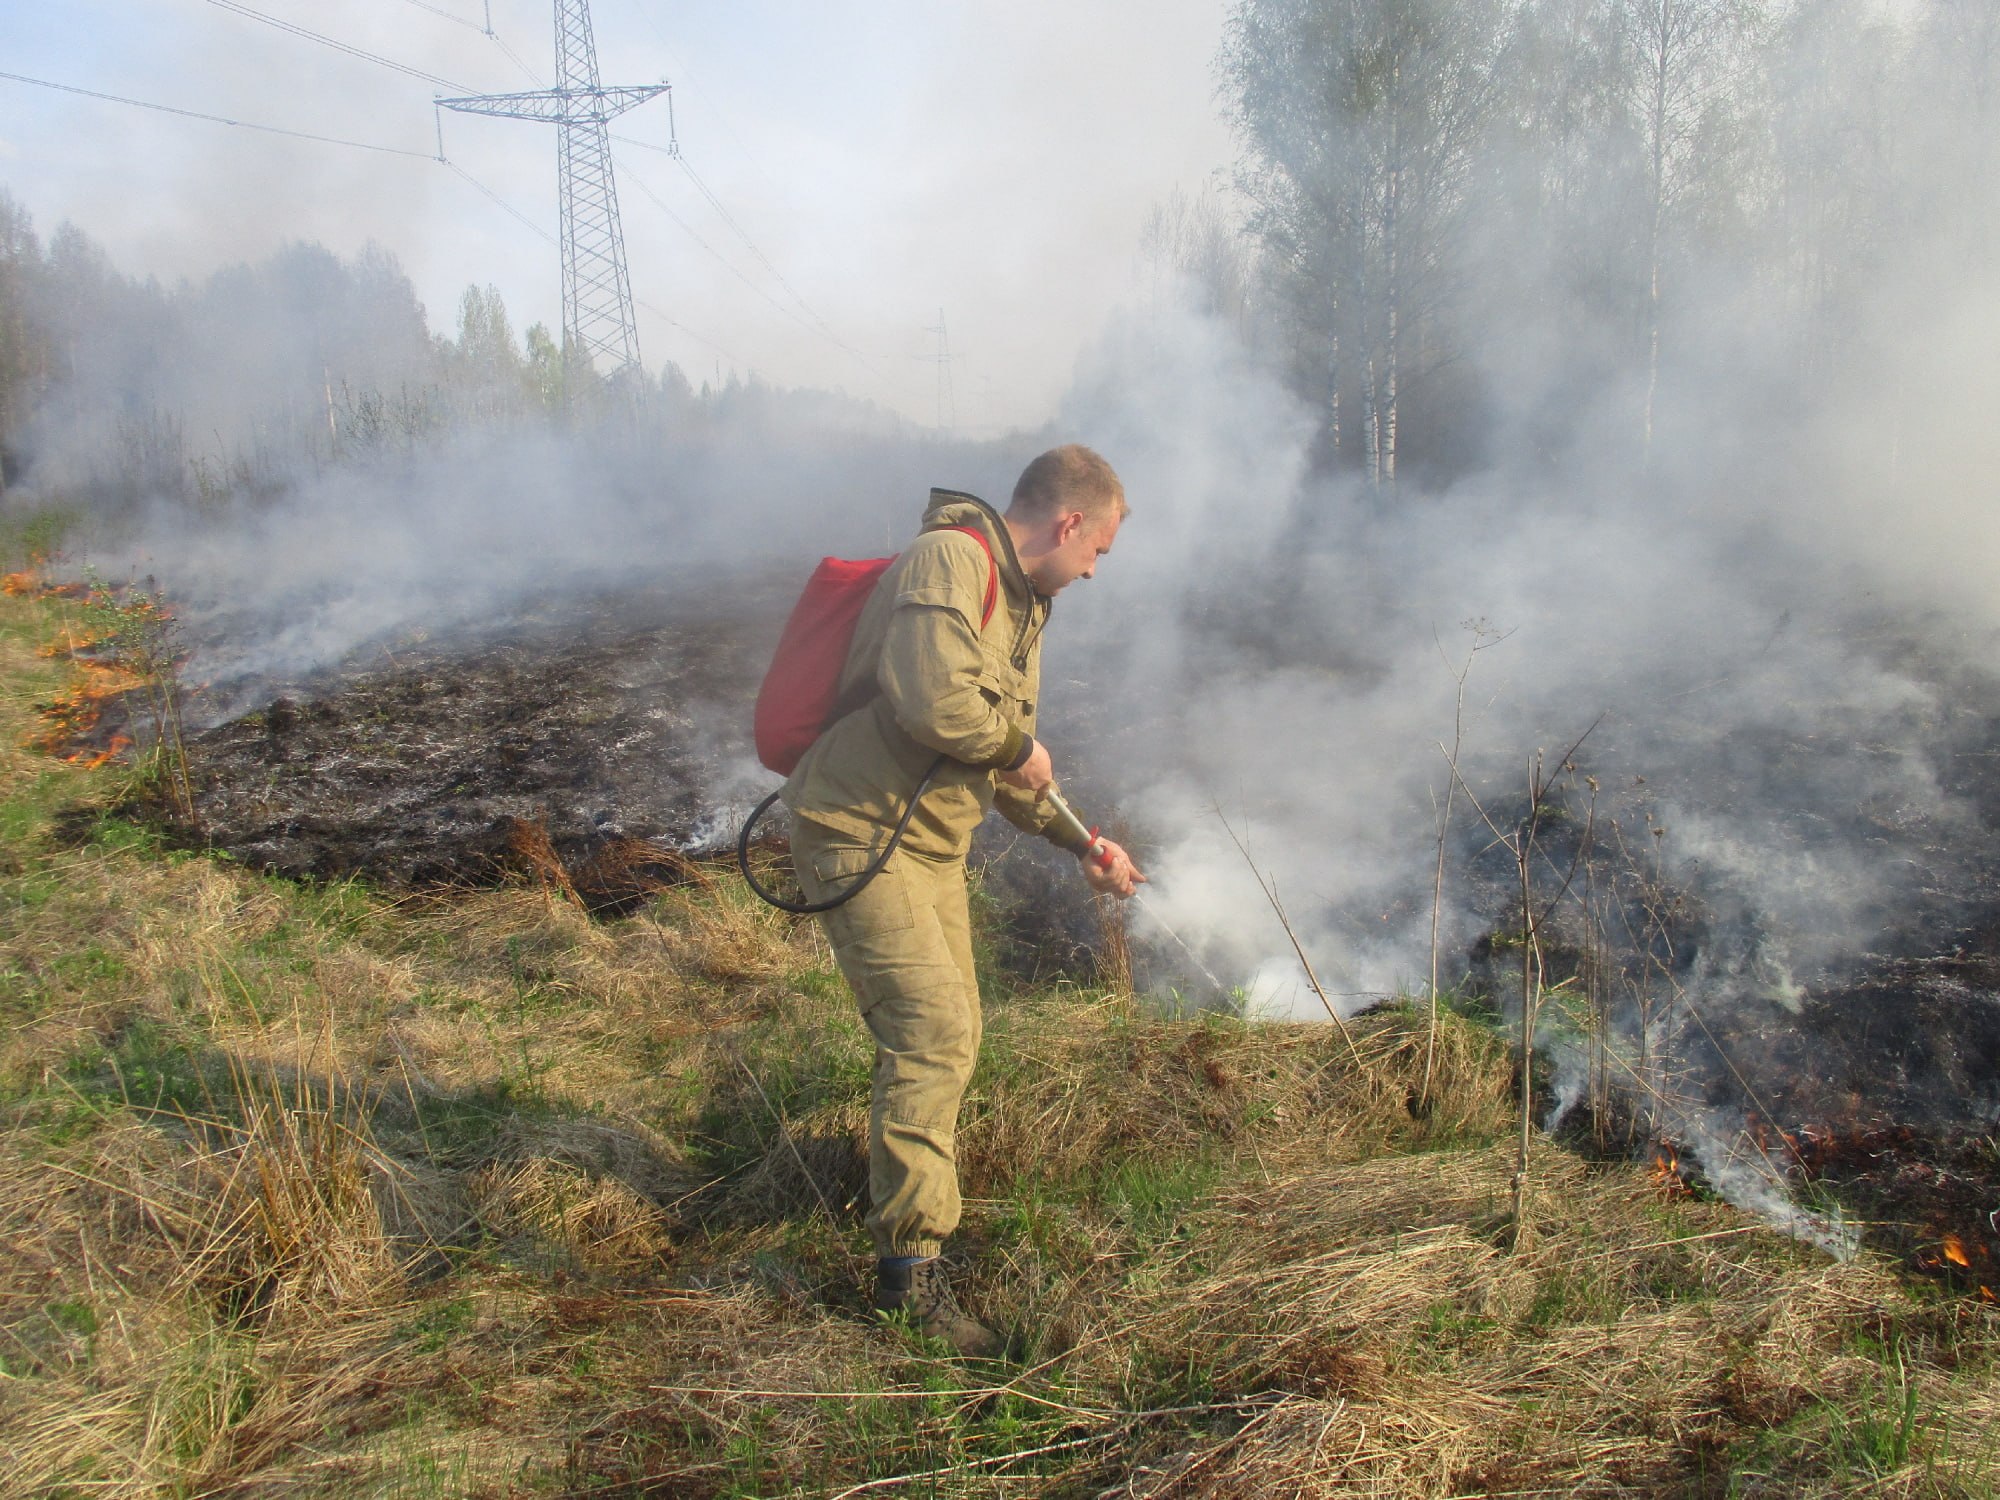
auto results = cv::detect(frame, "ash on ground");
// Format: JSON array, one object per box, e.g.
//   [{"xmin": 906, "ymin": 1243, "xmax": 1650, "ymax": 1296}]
[
  {"xmin": 176, "ymin": 578, "xmax": 787, "ymax": 887},
  {"xmin": 162, "ymin": 573, "xmax": 1119, "ymax": 969},
  {"xmin": 114, "ymin": 574, "xmax": 2000, "ymax": 1286},
  {"xmin": 1445, "ymin": 623, "xmax": 2000, "ymax": 1279}
]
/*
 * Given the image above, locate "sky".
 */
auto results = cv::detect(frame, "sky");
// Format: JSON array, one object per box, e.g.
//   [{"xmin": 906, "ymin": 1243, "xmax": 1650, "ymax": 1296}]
[{"xmin": 0, "ymin": 0, "xmax": 1239, "ymax": 430}]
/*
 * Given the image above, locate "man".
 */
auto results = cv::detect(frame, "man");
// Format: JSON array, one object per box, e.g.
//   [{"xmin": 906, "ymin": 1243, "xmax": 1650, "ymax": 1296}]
[{"xmin": 782, "ymin": 444, "xmax": 1145, "ymax": 1356}]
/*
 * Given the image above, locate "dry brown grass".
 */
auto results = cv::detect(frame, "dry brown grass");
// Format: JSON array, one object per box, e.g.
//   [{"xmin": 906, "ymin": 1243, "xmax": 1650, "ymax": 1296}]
[
  {"xmin": 960, "ymin": 999, "xmax": 1514, "ymax": 1204},
  {"xmin": 1053, "ymin": 1144, "xmax": 1996, "ymax": 1499},
  {"xmin": 0, "ymin": 1060, "xmax": 429, "ymax": 1493},
  {"xmin": 5, "ymin": 588, "xmax": 2000, "ymax": 1497},
  {"xmin": 467, "ymin": 1156, "xmax": 673, "ymax": 1271}
]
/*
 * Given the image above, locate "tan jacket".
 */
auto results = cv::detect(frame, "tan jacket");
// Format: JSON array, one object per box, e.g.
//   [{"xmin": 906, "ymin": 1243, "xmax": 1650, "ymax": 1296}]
[{"xmin": 782, "ymin": 489, "xmax": 1087, "ymax": 861}]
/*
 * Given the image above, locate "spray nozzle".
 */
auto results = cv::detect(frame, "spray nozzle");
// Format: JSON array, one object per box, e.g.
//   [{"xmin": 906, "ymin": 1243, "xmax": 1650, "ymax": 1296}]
[{"xmin": 1042, "ymin": 786, "xmax": 1114, "ymax": 869}]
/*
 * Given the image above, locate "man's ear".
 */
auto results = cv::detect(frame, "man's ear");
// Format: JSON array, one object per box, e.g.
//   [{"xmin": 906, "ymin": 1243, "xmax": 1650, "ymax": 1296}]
[{"xmin": 1055, "ymin": 509, "xmax": 1087, "ymax": 544}]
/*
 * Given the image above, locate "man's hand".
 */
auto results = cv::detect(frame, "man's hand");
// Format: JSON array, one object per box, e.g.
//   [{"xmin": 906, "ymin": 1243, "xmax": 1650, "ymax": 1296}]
[
  {"xmin": 998, "ymin": 737, "xmax": 1054, "ymax": 795},
  {"xmin": 1082, "ymin": 837, "xmax": 1147, "ymax": 899}
]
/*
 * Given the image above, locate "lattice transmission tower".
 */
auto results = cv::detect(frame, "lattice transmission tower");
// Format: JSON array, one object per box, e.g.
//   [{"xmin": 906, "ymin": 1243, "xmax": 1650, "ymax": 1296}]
[
  {"xmin": 438, "ymin": 0, "xmax": 667, "ymax": 384},
  {"xmin": 927, "ymin": 309, "xmax": 955, "ymax": 432}
]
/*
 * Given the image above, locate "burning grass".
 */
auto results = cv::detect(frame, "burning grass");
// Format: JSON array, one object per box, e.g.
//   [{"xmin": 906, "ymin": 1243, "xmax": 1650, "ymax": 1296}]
[{"xmin": 3, "ymin": 582, "xmax": 2000, "ymax": 1496}]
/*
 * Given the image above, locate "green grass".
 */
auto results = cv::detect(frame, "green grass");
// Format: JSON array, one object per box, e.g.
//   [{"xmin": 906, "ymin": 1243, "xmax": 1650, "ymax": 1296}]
[
  {"xmin": 1725, "ymin": 1338, "xmax": 1935, "ymax": 1492},
  {"xmin": 1408, "ymin": 1297, "xmax": 1500, "ymax": 1365},
  {"xmin": 1518, "ymin": 1261, "xmax": 1625, "ymax": 1333},
  {"xmin": 0, "ymin": 505, "xmax": 84, "ymax": 572},
  {"xmin": 4, "ymin": 585, "xmax": 2000, "ymax": 1497}
]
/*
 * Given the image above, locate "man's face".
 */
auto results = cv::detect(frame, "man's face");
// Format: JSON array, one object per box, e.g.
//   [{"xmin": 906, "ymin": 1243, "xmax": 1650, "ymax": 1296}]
[{"xmin": 1030, "ymin": 509, "xmax": 1122, "ymax": 596}]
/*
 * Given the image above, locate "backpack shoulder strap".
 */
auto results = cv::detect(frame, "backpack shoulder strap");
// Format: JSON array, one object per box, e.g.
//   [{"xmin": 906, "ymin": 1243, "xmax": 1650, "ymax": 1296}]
[{"xmin": 940, "ymin": 524, "xmax": 1000, "ymax": 629}]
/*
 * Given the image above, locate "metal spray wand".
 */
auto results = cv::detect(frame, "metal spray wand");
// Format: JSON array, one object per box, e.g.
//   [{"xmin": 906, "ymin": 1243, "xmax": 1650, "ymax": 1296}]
[{"xmin": 1040, "ymin": 787, "xmax": 1231, "ymax": 996}]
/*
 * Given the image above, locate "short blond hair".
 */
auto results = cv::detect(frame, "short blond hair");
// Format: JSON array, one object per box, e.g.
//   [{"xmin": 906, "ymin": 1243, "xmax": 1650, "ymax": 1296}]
[{"xmin": 1008, "ymin": 444, "xmax": 1128, "ymax": 524}]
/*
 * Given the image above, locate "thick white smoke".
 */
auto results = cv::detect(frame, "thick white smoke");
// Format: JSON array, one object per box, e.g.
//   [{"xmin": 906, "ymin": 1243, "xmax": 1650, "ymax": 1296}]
[{"xmin": 7, "ymin": 0, "xmax": 1995, "ymax": 1249}]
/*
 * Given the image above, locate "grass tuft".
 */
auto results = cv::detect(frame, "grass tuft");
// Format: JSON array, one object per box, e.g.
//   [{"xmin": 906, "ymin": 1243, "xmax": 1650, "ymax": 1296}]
[{"xmin": 1, "ymin": 584, "xmax": 1998, "ymax": 1496}]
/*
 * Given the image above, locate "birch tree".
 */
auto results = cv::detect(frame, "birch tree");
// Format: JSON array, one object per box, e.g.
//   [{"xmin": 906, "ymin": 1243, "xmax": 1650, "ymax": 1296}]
[
  {"xmin": 1912, "ymin": 0, "xmax": 1999, "ymax": 247},
  {"xmin": 1137, "ymin": 185, "xmax": 1254, "ymax": 336},
  {"xmin": 1224, "ymin": 0, "xmax": 1509, "ymax": 487},
  {"xmin": 1764, "ymin": 0, "xmax": 1902, "ymax": 384},
  {"xmin": 1618, "ymin": 0, "xmax": 1764, "ymax": 456}
]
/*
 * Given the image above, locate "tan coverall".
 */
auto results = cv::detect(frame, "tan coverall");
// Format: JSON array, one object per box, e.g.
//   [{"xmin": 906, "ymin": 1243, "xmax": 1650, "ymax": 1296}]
[{"xmin": 783, "ymin": 489, "xmax": 1091, "ymax": 1258}]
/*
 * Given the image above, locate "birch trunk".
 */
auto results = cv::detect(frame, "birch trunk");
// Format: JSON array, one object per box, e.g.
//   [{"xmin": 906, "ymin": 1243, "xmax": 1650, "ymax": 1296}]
[
  {"xmin": 1642, "ymin": 0, "xmax": 1673, "ymax": 463},
  {"xmin": 1366, "ymin": 354, "xmax": 1382, "ymax": 485},
  {"xmin": 1384, "ymin": 59, "xmax": 1402, "ymax": 488},
  {"xmin": 1328, "ymin": 330, "xmax": 1341, "ymax": 455}
]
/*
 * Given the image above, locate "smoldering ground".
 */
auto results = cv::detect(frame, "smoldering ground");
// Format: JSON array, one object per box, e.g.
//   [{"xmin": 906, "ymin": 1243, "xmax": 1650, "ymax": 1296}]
[
  {"xmin": 1046, "ymin": 189, "xmax": 2000, "ymax": 1258},
  {"xmin": 64, "ymin": 264, "xmax": 2000, "ymax": 1219},
  {"xmin": 11, "ymin": 1, "xmax": 2000, "ymax": 1252},
  {"xmin": 25, "ymin": 259, "xmax": 2000, "ymax": 1243}
]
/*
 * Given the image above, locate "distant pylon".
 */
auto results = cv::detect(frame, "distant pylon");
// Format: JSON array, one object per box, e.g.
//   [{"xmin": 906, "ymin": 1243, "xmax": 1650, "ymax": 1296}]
[
  {"xmin": 927, "ymin": 309, "xmax": 955, "ymax": 432},
  {"xmin": 438, "ymin": 0, "xmax": 666, "ymax": 386}
]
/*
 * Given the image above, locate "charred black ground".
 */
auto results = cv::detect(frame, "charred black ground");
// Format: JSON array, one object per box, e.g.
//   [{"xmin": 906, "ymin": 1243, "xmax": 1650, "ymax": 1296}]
[
  {"xmin": 1447, "ymin": 615, "xmax": 2000, "ymax": 1285},
  {"xmin": 55, "ymin": 577, "xmax": 2000, "ymax": 1288},
  {"xmin": 169, "ymin": 577, "xmax": 786, "ymax": 888}
]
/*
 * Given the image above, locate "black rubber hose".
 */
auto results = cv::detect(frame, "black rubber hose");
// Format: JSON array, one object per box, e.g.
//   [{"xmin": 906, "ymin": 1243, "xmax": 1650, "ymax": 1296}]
[{"xmin": 737, "ymin": 754, "xmax": 944, "ymax": 914}]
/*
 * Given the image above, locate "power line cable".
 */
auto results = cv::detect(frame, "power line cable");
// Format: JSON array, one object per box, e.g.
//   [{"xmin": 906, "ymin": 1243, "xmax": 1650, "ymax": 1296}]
[
  {"xmin": 613, "ymin": 153, "xmax": 813, "ymax": 330},
  {"xmin": 618, "ymin": 128, "xmax": 950, "ymax": 400},
  {"xmin": 615, "ymin": 135, "xmax": 803, "ymax": 308},
  {"xmin": 37, "ymin": 10, "xmax": 908, "ymax": 406},
  {"xmin": 6, "ymin": 63, "xmax": 745, "ymax": 386},
  {"xmin": 616, "ymin": 152, "xmax": 912, "ymax": 407},
  {"xmin": 487, "ymin": 31, "xmax": 546, "ymax": 87},
  {"xmin": 676, "ymin": 153, "xmax": 847, "ymax": 339},
  {"xmin": 602, "ymin": 2, "xmax": 924, "ymax": 405},
  {"xmin": 614, "ymin": 132, "xmax": 908, "ymax": 394},
  {"xmin": 630, "ymin": 291, "xmax": 748, "ymax": 369},
  {"xmin": 382, "ymin": 0, "xmax": 544, "ymax": 87},
  {"xmin": 0, "ymin": 67, "xmax": 436, "ymax": 158},
  {"xmin": 201, "ymin": 0, "xmax": 474, "ymax": 92},
  {"xmin": 439, "ymin": 155, "xmax": 746, "ymax": 370},
  {"xmin": 614, "ymin": 0, "xmax": 788, "ymax": 202},
  {"xmin": 394, "ymin": 0, "xmax": 487, "ymax": 33},
  {"xmin": 441, "ymin": 157, "xmax": 557, "ymax": 247}
]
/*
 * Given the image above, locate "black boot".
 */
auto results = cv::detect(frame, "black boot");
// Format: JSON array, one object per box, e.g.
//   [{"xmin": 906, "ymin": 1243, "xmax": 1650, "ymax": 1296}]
[{"xmin": 874, "ymin": 1256, "xmax": 1004, "ymax": 1358}]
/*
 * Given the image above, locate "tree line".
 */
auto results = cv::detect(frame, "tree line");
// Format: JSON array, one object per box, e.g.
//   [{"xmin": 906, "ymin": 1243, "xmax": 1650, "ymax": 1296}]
[
  {"xmin": 0, "ymin": 199, "xmax": 791, "ymax": 514},
  {"xmin": 1215, "ymin": 0, "xmax": 1997, "ymax": 487},
  {"xmin": 4, "ymin": 0, "xmax": 1992, "ymax": 511}
]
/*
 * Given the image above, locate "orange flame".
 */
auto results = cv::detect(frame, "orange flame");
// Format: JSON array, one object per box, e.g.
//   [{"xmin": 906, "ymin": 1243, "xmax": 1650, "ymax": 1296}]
[
  {"xmin": 12, "ymin": 572, "xmax": 174, "ymax": 772},
  {"xmin": 24, "ymin": 661, "xmax": 149, "ymax": 763},
  {"xmin": 41, "ymin": 633, "xmax": 107, "ymax": 659},
  {"xmin": 66, "ymin": 733, "xmax": 134, "ymax": 770},
  {"xmin": 1944, "ymin": 1234, "xmax": 1971, "ymax": 1268},
  {"xmin": 1648, "ymin": 1142, "xmax": 1692, "ymax": 1198}
]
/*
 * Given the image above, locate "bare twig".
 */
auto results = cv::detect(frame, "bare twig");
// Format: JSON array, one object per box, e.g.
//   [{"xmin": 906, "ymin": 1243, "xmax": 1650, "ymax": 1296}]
[
  {"xmin": 1436, "ymin": 715, "xmax": 1603, "ymax": 1249},
  {"xmin": 819, "ymin": 1397, "xmax": 1286, "ymax": 1499},
  {"xmin": 649, "ymin": 1381, "xmax": 1109, "ymax": 1413},
  {"xmin": 822, "ymin": 1431, "xmax": 1110, "ymax": 1498},
  {"xmin": 1213, "ymin": 806, "xmax": 1368, "ymax": 1074},
  {"xmin": 1424, "ymin": 622, "xmax": 1510, "ymax": 1109},
  {"xmin": 1513, "ymin": 751, "xmax": 1546, "ymax": 1248}
]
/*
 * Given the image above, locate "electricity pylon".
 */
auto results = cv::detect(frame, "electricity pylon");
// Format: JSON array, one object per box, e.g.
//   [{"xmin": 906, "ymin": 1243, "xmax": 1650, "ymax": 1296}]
[
  {"xmin": 927, "ymin": 309, "xmax": 955, "ymax": 432},
  {"xmin": 438, "ymin": 0, "xmax": 666, "ymax": 385}
]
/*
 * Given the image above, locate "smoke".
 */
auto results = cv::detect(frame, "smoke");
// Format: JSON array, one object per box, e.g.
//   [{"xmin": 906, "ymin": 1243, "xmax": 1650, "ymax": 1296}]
[
  {"xmin": 93, "ymin": 413, "xmax": 995, "ymax": 716},
  {"xmin": 1051, "ymin": 266, "xmax": 1995, "ymax": 1003},
  {"xmin": 1026, "ymin": 5, "xmax": 2000, "ymax": 1236},
  {"xmin": 7, "ymin": 0, "xmax": 1998, "ymax": 1244}
]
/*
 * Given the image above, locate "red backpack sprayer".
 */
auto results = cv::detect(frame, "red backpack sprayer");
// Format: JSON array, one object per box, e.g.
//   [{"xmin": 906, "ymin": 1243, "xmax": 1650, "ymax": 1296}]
[
  {"xmin": 736, "ymin": 538, "xmax": 1226, "ymax": 993},
  {"xmin": 733, "ymin": 526, "xmax": 994, "ymax": 914}
]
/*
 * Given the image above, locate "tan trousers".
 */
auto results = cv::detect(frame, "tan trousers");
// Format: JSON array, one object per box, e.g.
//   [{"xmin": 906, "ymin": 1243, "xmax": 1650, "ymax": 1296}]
[{"xmin": 791, "ymin": 815, "xmax": 981, "ymax": 1259}]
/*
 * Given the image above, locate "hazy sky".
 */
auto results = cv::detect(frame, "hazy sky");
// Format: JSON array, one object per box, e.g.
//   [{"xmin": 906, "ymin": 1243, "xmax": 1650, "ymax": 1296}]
[{"xmin": 0, "ymin": 0, "xmax": 1238, "ymax": 429}]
